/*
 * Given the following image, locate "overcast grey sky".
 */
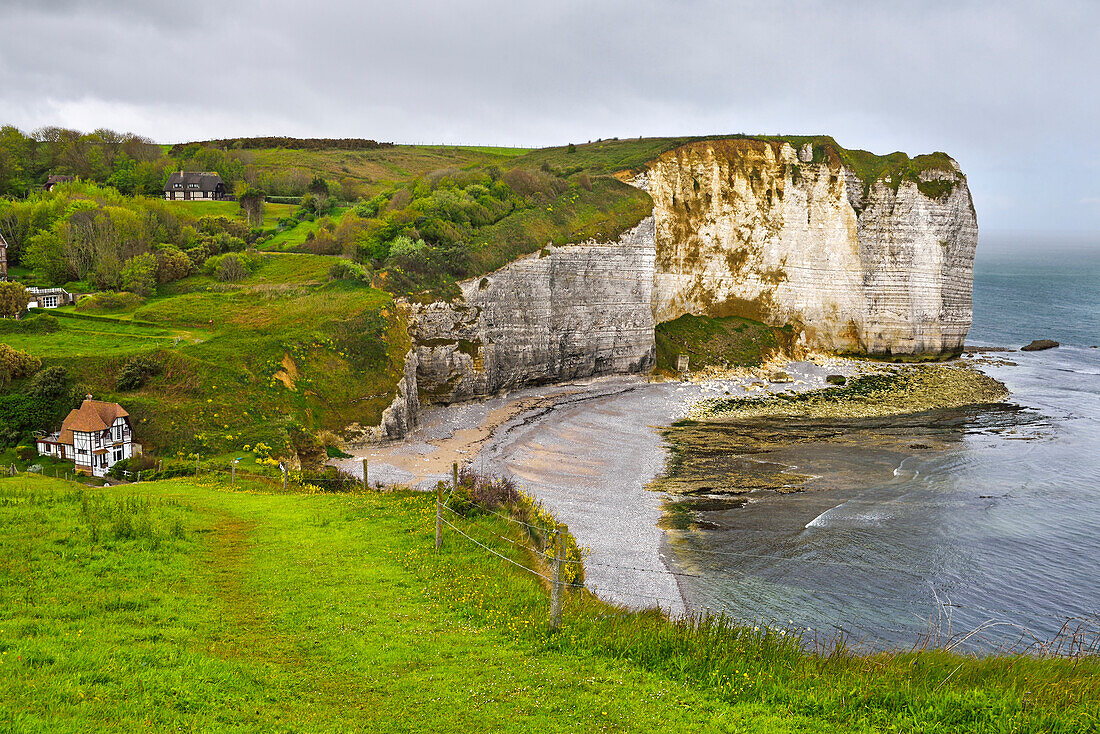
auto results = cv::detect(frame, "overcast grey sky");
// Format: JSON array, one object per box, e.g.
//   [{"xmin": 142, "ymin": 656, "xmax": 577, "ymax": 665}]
[{"xmin": 1, "ymin": 0, "xmax": 1097, "ymax": 237}]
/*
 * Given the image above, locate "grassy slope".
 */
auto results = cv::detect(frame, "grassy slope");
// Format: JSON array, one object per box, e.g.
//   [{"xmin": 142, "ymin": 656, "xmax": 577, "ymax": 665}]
[
  {"xmin": 1, "ymin": 474, "xmax": 1095, "ymax": 733},
  {"xmin": 655, "ymin": 314, "xmax": 794, "ymax": 372},
  {"xmin": 241, "ymin": 145, "xmax": 526, "ymax": 198},
  {"xmin": 12, "ymin": 254, "xmax": 404, "ymax": 456}
]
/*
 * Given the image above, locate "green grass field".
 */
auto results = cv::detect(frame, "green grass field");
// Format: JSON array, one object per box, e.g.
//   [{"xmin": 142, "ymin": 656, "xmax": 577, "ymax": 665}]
[
  {"xmin": 1, "ymin": 474, "xmax": 1095, "ymax": 733},
  {"xmin": 161, "ymin": 199, "xmax": 296, "ymax": 228}
]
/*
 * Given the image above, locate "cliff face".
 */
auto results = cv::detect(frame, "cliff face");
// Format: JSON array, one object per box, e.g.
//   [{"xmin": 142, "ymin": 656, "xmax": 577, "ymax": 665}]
[
  {"xmin": 367, "ymin": 137, "xmax": 979, "ymax": 441},
  {"xmin": 646, "ymin": 139, "xmax": 977, "ymax": 355},
  {"xmin": 410, "ymin": 219, "xmax": 657, "ymax": 403}
]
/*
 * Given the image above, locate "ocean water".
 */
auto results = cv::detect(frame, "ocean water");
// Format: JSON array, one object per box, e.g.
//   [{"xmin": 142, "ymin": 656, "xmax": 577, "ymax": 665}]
[{"xmin": 666, "ymin": 245, "xmax": 1100, "ymax": 652}]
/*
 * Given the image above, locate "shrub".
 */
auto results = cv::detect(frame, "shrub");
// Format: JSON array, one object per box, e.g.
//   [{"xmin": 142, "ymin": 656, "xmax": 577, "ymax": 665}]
[
  {"xmin": 25, "ymin": 365, "xmax": 74, "ymax": 402},
  {"xmin": 0, "ymin": 344, "xmax": 41, "ymax": 385},
  {"xmin": 15, "ymin": 445, "xmax": 37, "ymax": 461},
  {"xmin": 327, "ymin": 259, "xmax": 371, "ymax": 282},
  {"xmin": 121, "ymin": 253, "xmax": 157, "ymax": 296},
  {"xmin": 76, "ymin": 291, "xmax": 145, "ymax": 312},
  {"xmin": 502, "ymin": 168, "xmax": 567, "ymax": 200},
  {"xmin": 116, "ymin": 354, "xmax": 162, "ymax": 391},
  {"xmin": 0, "ymin": 281, "xmax": 30, "ymax": 319},
  {"xmin": 156, "ymin": 247, "xmax": 193, "ymax": 283},
  {"xmin": 204, "ymin": 251, "xmax": 261, "ymax": 282},
  {"xmin": 577, "ymin": 172, "xmax": 593, "ymax": 191}
]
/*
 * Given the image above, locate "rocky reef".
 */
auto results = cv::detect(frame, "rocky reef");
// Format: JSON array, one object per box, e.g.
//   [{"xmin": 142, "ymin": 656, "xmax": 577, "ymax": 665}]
[{"xmin": 646, "ymin": 139, "xmax": 977, "ymax": 356}]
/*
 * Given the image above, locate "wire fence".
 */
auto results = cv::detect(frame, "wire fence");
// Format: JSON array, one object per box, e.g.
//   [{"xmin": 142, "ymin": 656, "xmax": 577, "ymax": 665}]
[{"xmin": 435, "ymin": 486, "xmax": 1100, "ymax": 656}]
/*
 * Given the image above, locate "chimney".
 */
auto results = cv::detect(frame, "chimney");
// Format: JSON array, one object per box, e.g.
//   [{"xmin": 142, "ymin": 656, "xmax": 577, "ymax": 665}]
[{"xmin": 86, "ymin": 393, "xmax": 93, "ymax": 401}]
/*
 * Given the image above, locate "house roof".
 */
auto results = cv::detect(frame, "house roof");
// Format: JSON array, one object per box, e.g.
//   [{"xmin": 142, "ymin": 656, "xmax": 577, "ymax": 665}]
[
  {"xmin": 60, "ymin": 399, "xmax": 129, "ymax": 436},
  {"xmin": 0, "ymin": 231, "xmax": 7, "ymax": 248},
  {"xmin": 45, "ymin": 174, "xmax": 74, "ymax": 185},
  {"xmin": 164, "ymin": 171, "xmax": 225, "ymax": 192}
]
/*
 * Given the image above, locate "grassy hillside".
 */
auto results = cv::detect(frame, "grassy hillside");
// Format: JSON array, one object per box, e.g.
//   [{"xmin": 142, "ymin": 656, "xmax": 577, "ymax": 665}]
[
  {"xmin": 7, "ymin": 253, "xmax": 406, "ymax": 459},
  {"xmin": 1, "ymin": 473, "xmax": 1095, "ymax": 732}
]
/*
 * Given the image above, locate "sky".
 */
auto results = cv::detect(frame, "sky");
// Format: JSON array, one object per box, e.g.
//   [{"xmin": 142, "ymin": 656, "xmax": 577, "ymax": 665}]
[{"xmin": 1, "ymin": 0, "xmax": 1098, "ymax": 238}]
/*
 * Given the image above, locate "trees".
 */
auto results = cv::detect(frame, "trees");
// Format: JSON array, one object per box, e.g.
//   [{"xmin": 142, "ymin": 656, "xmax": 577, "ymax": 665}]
[
  {"xmin": 0, "ymin": 282, "xmax": 29, "ymax": 319},
  {"xmin": 238, "ymin": 186, "xmax": 266, "ymax": 227}
]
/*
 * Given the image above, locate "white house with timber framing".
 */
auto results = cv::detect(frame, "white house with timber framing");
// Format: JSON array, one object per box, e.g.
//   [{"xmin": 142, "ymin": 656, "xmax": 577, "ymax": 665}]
[{"xmin": 36, "ymin": 397, "xmax": 138, "ymax": 477}]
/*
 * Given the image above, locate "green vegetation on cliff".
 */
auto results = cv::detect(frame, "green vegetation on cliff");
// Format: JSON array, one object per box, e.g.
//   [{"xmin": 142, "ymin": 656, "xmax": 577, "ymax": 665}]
[
  {"xmin": 655, "ymin": 313, "xmax": 794, "ymax": 372},
  {"xmin": 2, "ymin": 473, "xmax": 1095, "ymax": 732}
]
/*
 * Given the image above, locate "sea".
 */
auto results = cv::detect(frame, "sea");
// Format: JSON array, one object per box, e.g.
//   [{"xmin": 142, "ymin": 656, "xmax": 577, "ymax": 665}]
[{"xmin": 665, "ymin": 242, "xmax": 1100, "ymax": 652}]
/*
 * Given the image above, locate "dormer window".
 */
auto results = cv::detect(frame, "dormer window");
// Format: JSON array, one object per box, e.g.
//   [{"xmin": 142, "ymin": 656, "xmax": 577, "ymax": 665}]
[{"xmin": 174, "ymin": 183, "xmax": 182, "ymax": 188}]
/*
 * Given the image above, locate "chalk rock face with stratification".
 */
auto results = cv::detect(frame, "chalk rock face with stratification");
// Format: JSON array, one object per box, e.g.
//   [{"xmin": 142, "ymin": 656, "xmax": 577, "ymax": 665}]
[
  {"xmin": 409, "ymin": 219, "xmax": 657, "ymax": 403},
  {"xmin": 645, "ymin": 139, "xmax": 977, "ymax": 355}
]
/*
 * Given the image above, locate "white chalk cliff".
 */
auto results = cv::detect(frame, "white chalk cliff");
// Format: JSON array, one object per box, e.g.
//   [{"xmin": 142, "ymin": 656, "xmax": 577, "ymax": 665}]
[
  {"xmin": 646, "ymin": 139, "xmax": 977, "ymax": 355},
  {"xmin": 372, "ymin": 137, "xmax": 978, "ymax": 437}
]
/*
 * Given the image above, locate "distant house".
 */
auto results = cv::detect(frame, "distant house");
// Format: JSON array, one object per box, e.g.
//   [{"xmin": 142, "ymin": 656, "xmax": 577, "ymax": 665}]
[
  {"xmin": 25, "ymin": 286, "xmax": 74, "ymax": 309},
  {"xmin": 44, "ymin": 174, "xmax": 74, "ymax": 191},
  {"xmin": 36, "ymin": 397, "xmax": 137, "ymax": 477},
  {"xmin": 163, "ymin": 171, "xmax": 228, "ymax": 201},
  {"xmin": 0, "ymin": 232, "xmax": 7, "ymax": 278}
]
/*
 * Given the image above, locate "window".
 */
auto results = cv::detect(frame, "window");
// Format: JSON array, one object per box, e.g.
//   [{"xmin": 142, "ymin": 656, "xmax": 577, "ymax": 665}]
[
  {"xmin": 174, "ymin": 183, "xmax": 182, "ymax": 188},
  {"xmin": 95, "ymin": 433, "xmax": 101, "ymax": 447},
  {"xmin": 42, "ymin": 295, "xmax": 58, "ymax": 308},
  {"xmin": 114, "ymin": 448, "xmax": 124, "ymax": 463}
]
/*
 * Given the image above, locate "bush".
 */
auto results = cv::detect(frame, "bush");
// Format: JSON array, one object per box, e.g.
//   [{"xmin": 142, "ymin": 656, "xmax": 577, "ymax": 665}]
[
  {"xmin": 0, "ymin": 344, "xmax": 41, "ymax": 385},
  {"xmin": 75, "ymin": 291, "xmax": 145, "ymax": 312},
  {"xmin": 156, "ymin": 247, "xmax": 193, "ymax": 283},
  {"xmin": 116, "ymin": 354, "xmax": 162, "ymax": 391},
  {"xmin": 204, "ymin": 251, "xmax": 262, "ymax": 282},
  {"xmin": 121, "ymin": 253, "xmax": 158, "ymax": 296},
  {"xmin": 327, "ymin": 259, "xmax": 371, "ymax": 282},
  {"xmin": 0, "ymin": 281, "xmax": 30, "ymax": 319},
  {"xmin": 25, "ymin": 365, "xmax": 74, "ymax": 402},
  {"xmin": 15, "ymin": 445, "xmax": 37, "ymax": 461}
]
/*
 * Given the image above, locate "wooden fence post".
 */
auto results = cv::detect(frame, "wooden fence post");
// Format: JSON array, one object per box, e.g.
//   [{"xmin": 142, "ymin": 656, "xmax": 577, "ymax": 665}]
[
  {"xmin": 361, "ymin": 458, "xmax": 368, "ymax": 490},
  {"xmin": 282, "ymin": 465, "xmax": 288, "ymax": 492},
  {"xmin": 452, "ymin": 462, "xmax": 459, "ymax": 490},
  {"xmin": 435, "ymin": 482, "xmax": 443, "ymax": 551},
  {"xmin": 550, "ymin": 529, "xmax": 562, "ymax": 631}
]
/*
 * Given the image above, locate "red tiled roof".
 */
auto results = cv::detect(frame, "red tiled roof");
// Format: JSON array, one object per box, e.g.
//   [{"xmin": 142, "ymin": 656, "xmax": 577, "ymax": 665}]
[{"xmin": 60, "ymin": 400, "xmax": 129, "ymax": 434}]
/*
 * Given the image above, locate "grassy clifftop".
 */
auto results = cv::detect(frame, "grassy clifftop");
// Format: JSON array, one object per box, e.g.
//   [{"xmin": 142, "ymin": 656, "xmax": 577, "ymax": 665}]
[{"xmin": 2, "ymin": 473, "xmax": 1095, "ymax": 732}]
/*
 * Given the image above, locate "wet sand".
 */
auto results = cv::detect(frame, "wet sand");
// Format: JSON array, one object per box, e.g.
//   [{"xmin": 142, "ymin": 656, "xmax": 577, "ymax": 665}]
[{"xmin": 339, "ymin": 361, "xmax": 857, "ymax": 615}]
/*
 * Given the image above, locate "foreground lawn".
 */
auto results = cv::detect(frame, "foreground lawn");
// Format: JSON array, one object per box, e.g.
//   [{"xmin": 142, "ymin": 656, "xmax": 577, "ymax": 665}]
[{"xmin": 1, "ymin": 475, "xmax": 1096, "ymax": 732}]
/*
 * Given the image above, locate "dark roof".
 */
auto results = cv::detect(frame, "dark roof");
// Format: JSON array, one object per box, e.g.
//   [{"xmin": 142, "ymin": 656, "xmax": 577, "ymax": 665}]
[
  {"xmin": 0, "ymin": 232, "xmax": 7, "ymax": 248},
  {"xmin": 164, "ymin": 171, "xmax": 226, "ymax": 193},
  {"xmin": 45, "ymin": 175, "xmax": 74, "ymax": 185}
]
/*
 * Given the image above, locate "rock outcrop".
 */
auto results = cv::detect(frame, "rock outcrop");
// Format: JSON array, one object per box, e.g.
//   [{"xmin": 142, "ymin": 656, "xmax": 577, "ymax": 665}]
[
  {"xmin": 410, "ymin": 219, "xmax": 657, "ymax": 403},
  {"xmin": 646, "ymin": 139, "xmax": 977, "ymax": 355}
]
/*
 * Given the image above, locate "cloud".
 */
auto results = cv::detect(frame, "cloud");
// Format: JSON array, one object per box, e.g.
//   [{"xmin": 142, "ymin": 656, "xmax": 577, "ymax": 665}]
[{"xmin": 1, "ymin": 0, "xmax": 1098, "ymax": 232}]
